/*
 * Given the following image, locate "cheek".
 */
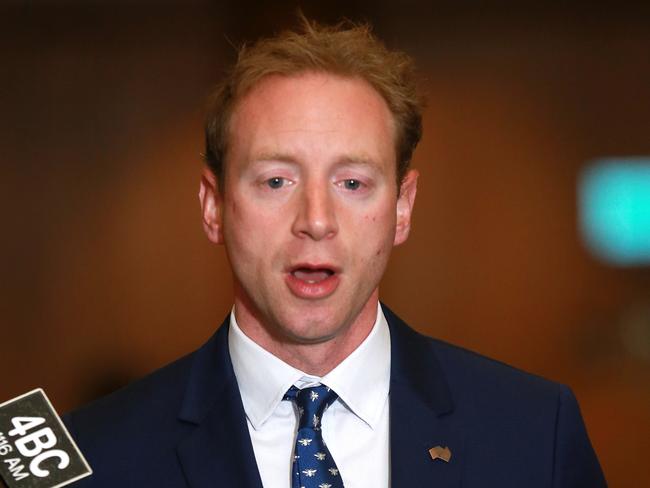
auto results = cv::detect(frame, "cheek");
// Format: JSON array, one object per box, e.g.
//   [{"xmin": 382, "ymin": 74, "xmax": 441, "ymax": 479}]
[
  {"xmin": 225, "ymin": 200, "xmax": 285, "ymax": 263},
  {"xmin": 355, "ymin": 210, "xmax": 396, "ymax": 260},
  {"xmin": 226, "ymin": 198, "xmax": 266, "ymax": 235},
  {"xmin": 224, "ymin": 203, "xmax": 261, "ymax": 254}
]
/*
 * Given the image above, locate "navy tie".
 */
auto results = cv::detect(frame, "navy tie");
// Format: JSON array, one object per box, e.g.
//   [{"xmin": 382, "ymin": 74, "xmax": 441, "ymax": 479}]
[{"xmin": 285, "ymin": 385, "xmax": 345, "ymax": 488}]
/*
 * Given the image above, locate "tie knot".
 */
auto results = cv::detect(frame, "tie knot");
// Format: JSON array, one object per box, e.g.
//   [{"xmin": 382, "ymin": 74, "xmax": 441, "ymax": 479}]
[{"xmin": 285, "ymin": 385, "xmax": 338, "ymax": 430}]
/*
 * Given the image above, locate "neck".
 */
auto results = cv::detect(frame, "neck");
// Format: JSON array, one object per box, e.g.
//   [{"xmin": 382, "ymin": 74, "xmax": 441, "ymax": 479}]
[{"xmin": 233, "ymin": 293, "xmax": 379, "ymax": 376}]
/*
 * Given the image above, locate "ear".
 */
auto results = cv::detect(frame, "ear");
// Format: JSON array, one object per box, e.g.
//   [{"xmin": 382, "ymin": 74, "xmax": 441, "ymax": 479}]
[
  {"xmin": 199, "ymin": 167, "xmax": 224, "ymax": 244},
  {"xmin": 393, "ymin": 169, "xmax": 418, "ymax": 246}
]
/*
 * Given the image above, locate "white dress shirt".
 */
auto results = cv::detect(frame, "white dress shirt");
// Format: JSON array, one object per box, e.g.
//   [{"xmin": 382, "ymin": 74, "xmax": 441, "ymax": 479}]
[{"xmin": 228, "ymin": 303, "xmax": 391, "ymax": 488}]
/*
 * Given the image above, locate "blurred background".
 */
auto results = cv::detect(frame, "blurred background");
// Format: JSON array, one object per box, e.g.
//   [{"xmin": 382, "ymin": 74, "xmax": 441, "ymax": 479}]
[{"xmin": 1, "ymin": 0, "xmax": 649, "ymax": 485}]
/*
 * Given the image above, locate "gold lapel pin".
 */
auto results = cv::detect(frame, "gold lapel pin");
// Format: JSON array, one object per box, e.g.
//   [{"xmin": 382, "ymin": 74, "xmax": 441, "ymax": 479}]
[{"xmin": 429, "ymin": 445, "xmax": 452, "ymax": 463}]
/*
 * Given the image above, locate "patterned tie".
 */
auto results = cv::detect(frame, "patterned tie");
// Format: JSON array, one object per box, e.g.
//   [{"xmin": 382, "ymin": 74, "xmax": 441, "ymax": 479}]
[{"xmin": 285, "ymin": 385, "xmax": 345, "ymax": 488}]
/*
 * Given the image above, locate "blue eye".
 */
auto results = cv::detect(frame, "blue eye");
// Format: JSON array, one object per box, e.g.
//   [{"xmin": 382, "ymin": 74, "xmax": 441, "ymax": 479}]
[
  {"xmin": 266, "ymin": 177, "xmax": 285, "ymax": 189},
  {"xmin": 343, "ymin": 179, "xmax": 361, "ymax": 190}
]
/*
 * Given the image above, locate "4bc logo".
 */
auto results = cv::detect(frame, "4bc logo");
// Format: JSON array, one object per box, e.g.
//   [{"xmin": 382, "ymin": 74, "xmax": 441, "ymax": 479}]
[
  {"xmin": 0, "ymin": 389, "xmax": 91, "ymax": 488},
  {"xmin": 4, "ymin": 416, "xmax": 70, "ymax": 479}
]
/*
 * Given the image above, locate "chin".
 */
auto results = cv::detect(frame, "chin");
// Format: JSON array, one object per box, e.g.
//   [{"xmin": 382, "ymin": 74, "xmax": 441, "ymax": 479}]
[{"xmin": 275, "ymin": 310, "xmax": 346, "ymax": 344}]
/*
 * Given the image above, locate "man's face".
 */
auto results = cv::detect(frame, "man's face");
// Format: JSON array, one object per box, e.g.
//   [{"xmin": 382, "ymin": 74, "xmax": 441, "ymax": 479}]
[{"xmin": 200, "ymin": 72, "xmax": 417, "ymax": 350}]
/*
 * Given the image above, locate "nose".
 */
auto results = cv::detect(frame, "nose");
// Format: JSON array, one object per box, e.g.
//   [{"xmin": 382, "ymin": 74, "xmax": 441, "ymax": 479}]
[{"xmin": 291, "ymin": 182, "xmax": 338, "ymax": 241}]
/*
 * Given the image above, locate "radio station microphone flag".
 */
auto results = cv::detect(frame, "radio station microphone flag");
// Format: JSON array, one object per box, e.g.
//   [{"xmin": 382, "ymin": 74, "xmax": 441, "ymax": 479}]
[{"xmin": 0, "ymin": 389, "xmax": 92, "ymax": 488}]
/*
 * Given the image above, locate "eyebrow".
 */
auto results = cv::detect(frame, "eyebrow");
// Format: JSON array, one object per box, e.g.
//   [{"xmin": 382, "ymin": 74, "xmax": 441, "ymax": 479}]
[
  {"xmin": 251, "ymin": 152, "xmax": 298, "ymax": 164},
  {"xmin": 336, "ymin": 155, "xmax": 381, "ymax": 169},
  {"xmin": 251, "ymin": 152, "xmax": 380, "ymax": 169}
]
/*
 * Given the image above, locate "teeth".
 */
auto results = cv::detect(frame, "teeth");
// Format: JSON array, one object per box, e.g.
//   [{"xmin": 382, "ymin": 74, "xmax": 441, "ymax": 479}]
[{"xmin": 293, "ymin": 269, "xmax": 333, "ymax": 283}]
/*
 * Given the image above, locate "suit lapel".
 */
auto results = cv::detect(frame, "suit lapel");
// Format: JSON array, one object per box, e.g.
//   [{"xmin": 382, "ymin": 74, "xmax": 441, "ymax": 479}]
[
  {"xmin": 175, "ymin": 320, "xmax": 263, "ymax": 488},
  {"xmin": 385, "ymin": 305, "xmax": 464, "ymax": 488}
]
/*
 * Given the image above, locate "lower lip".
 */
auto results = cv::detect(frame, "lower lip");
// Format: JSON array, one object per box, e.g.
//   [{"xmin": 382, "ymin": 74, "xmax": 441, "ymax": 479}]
[{"xmin": 285, "ymin": 272, "xmax": 340, "ymax": 299}]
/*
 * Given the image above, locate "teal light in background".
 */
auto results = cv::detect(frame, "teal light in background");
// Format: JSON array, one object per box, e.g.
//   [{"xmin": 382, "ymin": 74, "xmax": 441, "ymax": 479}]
[{"xmin": 579, "ymin": 158, "xmax": 650, "ymax": 266}]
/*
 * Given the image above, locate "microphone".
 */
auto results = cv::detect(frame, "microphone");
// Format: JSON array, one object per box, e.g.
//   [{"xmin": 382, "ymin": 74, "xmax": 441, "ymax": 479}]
[{"xmin": 0, "ymin": 389, "xmax": 91, "ymax": 488}]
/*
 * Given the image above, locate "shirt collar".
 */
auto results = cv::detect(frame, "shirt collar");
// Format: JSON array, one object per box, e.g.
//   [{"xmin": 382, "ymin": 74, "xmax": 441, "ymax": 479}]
[{"xmin": 228, "ymin": 303, "xmax": 391, "ymax": 430}]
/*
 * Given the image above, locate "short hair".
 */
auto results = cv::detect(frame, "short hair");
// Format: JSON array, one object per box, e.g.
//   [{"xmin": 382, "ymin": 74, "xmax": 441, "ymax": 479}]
[{"xmin": 204, "ymin": 17, "xmax": 424, "ymax": 190}]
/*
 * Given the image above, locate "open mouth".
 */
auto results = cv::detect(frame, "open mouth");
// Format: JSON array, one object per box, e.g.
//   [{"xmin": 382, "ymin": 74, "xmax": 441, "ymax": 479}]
[
  {"xmin": 291, "ymin": 267, "xmax": 335, "ymax": 284},
  {"xmin": 286, "ymin": 264, "xmax": 340, "ymax": 298}
]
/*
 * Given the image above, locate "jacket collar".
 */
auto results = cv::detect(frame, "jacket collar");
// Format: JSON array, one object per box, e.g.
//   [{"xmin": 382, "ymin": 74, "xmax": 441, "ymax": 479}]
[
  {"xmin": 384, "ymin": 304, "xmax": 464, "ymax": 488},
  {"xmin": 176, "ymin": 318, "xmax": 263, "ymax": 488},
  {"xmin": 384, "ymin": 304, "xmax": 454, "ymax": 416}
]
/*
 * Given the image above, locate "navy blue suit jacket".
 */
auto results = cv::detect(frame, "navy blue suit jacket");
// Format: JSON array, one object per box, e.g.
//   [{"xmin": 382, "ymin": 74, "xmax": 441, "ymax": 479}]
[{"xmin": 65, "ymin": 306, "xmax": 606, "ymax": 487}]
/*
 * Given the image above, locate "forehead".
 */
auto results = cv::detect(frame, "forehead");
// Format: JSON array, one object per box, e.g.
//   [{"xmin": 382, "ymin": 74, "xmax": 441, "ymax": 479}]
[{"xmin": 227, "ymin": 72, "xmax": 396, "ymax": 167}]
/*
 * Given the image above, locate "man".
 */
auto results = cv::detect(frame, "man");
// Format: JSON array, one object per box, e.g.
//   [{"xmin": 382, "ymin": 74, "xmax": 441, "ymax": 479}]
[{"xmin": 65, "ymin": 18, "xmax": 606, "ymax": 487}]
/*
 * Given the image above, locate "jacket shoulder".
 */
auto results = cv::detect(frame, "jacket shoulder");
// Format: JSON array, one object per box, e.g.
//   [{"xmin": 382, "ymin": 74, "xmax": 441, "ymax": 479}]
[
  {"xmin": 428, "ymin": 335, "xmax": 561, "ymax": 397},
  {"xmin": 384, "ymin": 304, "xmax": 563, "ymax": 408},
  {"xmin": 64, "ymin": 351, "xmax": 196, "ymax": 449},
  {"xmin": 62, "ymin": 352, "xmax": 199, "ymax": 487},
  {"xmin": 384, "ymin": 306, "xmax": 606, "ymax": 486}
]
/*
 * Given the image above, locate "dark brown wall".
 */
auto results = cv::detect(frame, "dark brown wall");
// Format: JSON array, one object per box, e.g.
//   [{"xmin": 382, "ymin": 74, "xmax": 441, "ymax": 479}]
[{"xmin": 2, "ymin": 2, "xmax": 649, "ymax": 485}]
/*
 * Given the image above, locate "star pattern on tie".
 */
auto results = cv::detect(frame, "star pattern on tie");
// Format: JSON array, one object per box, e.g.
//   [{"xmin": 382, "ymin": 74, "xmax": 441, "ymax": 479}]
[{"xmin": 285, "ymin": 385, "xmax": 344, "ymax": 488}]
